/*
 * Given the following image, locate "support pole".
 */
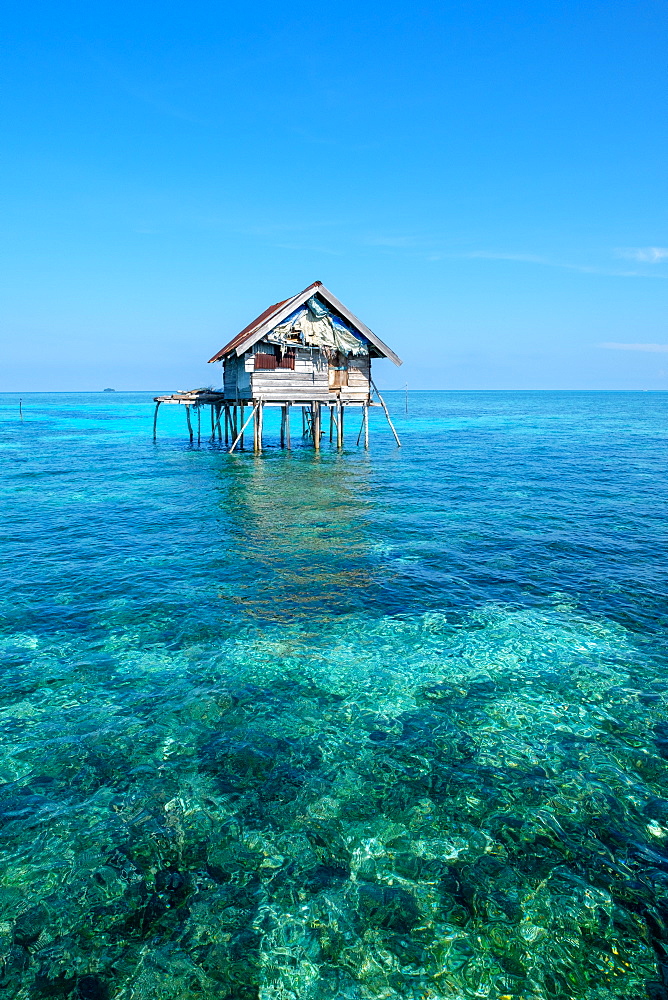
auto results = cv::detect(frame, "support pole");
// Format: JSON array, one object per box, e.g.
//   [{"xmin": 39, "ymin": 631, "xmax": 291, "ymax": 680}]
[
  {"xmin": 364, "ymin": 402, "xmax": 369, "ymax": 449},
  {"xmin": 329, "ymin": 405, "xmax": 334, "ymax": 443},
  {"xmin": 216, "ymin": 405, "xmax": 223, "ymax": 441},
  {"xmin": 257, "ymin": 401, "xmax": 264, "ymax": 452},
  {"xmin": 285, "ymin": 403, "xmax": 291, "ymax": 449},
  {"xmin": 356, "ymin": 411, "xmax": 365, "ymax": 446},
  {"xmin": 337, "ymin": 401, "xmax": 343, "ymax": 448},
  {"xmin": 229, "ymin": 403, "xmax": 259, "ymax": 453},
  {"xmin": 185, "ymin": 405, "xmax": 194, "ymax": 442},
  {"xmin": 313, "ymin": 402, "xmax": 321, "ymax": 451},
  {"xmin": 240, "ymin": 403, "xmax": 245, "ymax": 449},
  {"xmin": 280, "ymin": 405, "xmax": 286, "ymax": 448},
  {"xmin": 224, "ymin": 405, "xmax": 230, "ymax": 446},
  {"xmin": 210, "ymin": 404, "xmax": 215, "ymax": 440},
  {"xmin": 197, "ymin": 406, "xmax": 201, "ymax": 444},
  {"xmin": 302, "ymin": 407, "xmax": 306, "ymax": 436},
  {"xmin": 371, "ymin": 380, "xmax": 401, "ymax": 447},
  {"xmin": 153, "ymin": 401, "xmax": 161, "ymax": 440}
]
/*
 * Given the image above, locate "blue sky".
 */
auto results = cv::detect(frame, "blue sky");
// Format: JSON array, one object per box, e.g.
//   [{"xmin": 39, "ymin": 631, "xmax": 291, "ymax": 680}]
[{"xmin": 1, "ymin": 0, "xmax": 667, "ymax": 390}]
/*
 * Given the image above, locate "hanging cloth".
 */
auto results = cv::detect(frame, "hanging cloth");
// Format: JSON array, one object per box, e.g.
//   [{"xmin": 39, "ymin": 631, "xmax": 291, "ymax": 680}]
[{"xmin": 267, "ymin": 297, "xmax": 368, "ymax": 356}]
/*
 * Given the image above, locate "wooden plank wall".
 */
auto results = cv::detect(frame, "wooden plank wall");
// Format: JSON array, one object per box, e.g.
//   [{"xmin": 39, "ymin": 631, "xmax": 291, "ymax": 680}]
[
  {"xmin": 343, "ymin": 355, "xmax": 371, "ymax": 401},
  {"xmin": 223, "ymin": 342, "xmax": 371, "ymax": 402},
  {"xmin": 251, "ymin": 346, "xmax": 328, "ymax": 401},
  {"xmin": 223, "ymin": 355, "xmax": 252, "ymax": 400}
]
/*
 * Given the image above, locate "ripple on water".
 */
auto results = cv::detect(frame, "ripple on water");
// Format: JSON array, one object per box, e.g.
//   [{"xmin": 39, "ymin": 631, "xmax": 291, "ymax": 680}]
[
  {"xmin": 0, "ymin": 605, "xmax": 665, "ymax": 998},
  {"xmin": 1, "ymin": 390, "xmax": 667, "ymax": 998}
]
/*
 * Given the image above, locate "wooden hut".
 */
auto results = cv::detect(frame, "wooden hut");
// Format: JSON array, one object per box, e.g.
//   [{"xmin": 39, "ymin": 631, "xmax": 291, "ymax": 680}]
[{"xmin": 154, "ymin": 281, "xmax": 403, "ymax": 450}]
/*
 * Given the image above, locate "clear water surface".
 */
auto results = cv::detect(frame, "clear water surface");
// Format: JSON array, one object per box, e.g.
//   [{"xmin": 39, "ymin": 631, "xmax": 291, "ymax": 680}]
[{"xmin": 0, "ymin": 390, "xmax": 667, "ymax": 1000}]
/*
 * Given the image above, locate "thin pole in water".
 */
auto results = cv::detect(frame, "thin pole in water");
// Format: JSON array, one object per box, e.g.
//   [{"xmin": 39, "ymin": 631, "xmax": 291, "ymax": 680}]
[
  {"xmin": 371, "ymin": 378, "xmax": 401, "ymax": 447},
  {"xmin": 405, "ymin": 383, "xmax": 408, "ymax": 414},
  {"xmin": 229, "ymin": 404, "xmax": 259, "ymax": 454},
  {"xmin": 19, "ymin": 398, "xmax": 23, "ymax": 421}
]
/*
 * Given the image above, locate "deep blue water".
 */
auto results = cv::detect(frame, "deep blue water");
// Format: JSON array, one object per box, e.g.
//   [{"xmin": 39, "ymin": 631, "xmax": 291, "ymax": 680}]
[{"xmin": 1, "ymin": 390, "xmax": 667, "ymax": 999}]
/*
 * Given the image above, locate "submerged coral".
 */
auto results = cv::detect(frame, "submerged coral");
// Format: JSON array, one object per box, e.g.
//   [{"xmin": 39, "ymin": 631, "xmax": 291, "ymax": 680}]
[{"xmin": 0, "ymin": 606, "xmax": 665, "ymax": 998}]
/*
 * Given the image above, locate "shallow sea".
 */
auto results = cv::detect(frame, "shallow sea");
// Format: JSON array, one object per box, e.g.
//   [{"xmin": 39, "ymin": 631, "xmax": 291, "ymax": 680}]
[{"xmin": 1, "ymin": 390, "xmax": 667, "ymax": 1000}]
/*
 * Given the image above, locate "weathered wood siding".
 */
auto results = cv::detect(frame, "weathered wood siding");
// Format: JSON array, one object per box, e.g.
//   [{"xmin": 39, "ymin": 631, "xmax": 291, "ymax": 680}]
[
  {"xmin": 223, "ymin": 355, "xmax": 252, "ymax": 400},
  {"xmin": 251, "ymin": 347, "xmax": 328, "ymax": 400},
  {"xmin": 223, "ymin": 341, "xmax": 371, "ymax": 402},
  {"xmin": 342, "ymin": 355, "xmax": 371, "ymax": 401}
]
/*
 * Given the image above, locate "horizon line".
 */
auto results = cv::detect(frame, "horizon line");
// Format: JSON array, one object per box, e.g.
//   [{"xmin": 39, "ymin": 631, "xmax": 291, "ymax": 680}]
[{"xmin": 2, "ymin": 388, "xmax": 667, "ymax": 394}]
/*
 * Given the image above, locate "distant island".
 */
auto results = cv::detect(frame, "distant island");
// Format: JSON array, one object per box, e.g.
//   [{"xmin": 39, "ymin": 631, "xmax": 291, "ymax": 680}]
[{"xmin": 103, "ymin": 388, "xmax": 116, "ymax": 392}]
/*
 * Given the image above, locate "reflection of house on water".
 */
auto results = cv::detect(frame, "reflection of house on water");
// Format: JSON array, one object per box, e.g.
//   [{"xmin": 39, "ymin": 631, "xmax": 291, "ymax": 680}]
[
  {"xmin": 154, "ymin": 281, "xmax": 403, "ymax": 450},
  {"xmin": 214, "ymin": 454, "xmax": 381, "ymax": 623}
]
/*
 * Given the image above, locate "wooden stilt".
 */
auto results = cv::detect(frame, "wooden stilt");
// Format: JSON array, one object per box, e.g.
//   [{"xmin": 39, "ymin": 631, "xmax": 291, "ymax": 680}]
[
  {"xmin": 376, "ymin": 389, "xmax": 401, "ymax": 448},
  {"xmin": 364, "ymin": 402, "xmax": 369, "ymax": 448},
  {"xmin": 224, "ymin": 405, "xmax": 230, "ymax": 446},
  {"xmin": 337, "ymin": 401, "xmax": 344, "ymax": 448},
  {"xmin": 356, "ymin": 412, "xmax": 365, "ymax": 446},
  {"xmin": 229, "ymin": 404, "xmax": 259, "ymax": 454},
  {"xmin": 313, "ymin": 402, "xmax": 321, "ymax": 451},
  {"xmin": 210, "ymin": 404, "xmax": 215, "ymax": 440},
  {"xmin": 285, "ymin": 403, "xmax": 291, "ymax": 449},
  {"xmin": 258, "ymin": 401, "xmax": 264, "ymax": 452},
  {"xmin": 153, "ymin": 401, "xmax": 160, "ymax": 440},
  {"xmin": 240, "ymin": 403, "xmax": 245, "ymax": 449},
  {"xmin": 329, "ymin": 405, "xmax": 334, "ymax": 443},
  {"xmin": 302, "ymin": 407, "xmax": 306, "ymax": 436},
  {"xmin": 185, "ymin": 404, "xmax": 194, "ymax": 442},
  {"xmin": 371, "ymin": 381, "xmax": 401, "ymax": 447},
  {"xmin": 197, "ymin": 406, "xmax": 201, "ymax": 444}
]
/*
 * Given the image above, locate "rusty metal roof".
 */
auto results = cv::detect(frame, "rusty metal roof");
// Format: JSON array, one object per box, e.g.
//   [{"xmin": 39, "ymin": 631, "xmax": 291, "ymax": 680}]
[
  {"xmin": 208, "ymin": 281, "xmax": 402, "ymax": 366},
  {"xmin": 208, "ymin": 281, "xmax": 322, "ymax": 363}
]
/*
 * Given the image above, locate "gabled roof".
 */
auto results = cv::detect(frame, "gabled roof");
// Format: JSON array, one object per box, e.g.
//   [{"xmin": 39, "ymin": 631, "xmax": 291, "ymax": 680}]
[{"xmin": 208, "ymin": 281, "xmax": 403, "ymax": 366}]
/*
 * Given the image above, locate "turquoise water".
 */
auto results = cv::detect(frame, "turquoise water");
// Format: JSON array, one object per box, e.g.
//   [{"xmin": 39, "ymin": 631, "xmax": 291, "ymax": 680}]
[{"xmin": 1, "ymin": 390, "xmax": 667, "ymax": 1000}]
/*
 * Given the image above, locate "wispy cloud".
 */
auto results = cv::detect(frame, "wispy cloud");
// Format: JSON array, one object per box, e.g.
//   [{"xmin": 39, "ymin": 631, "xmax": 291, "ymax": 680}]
[
  {"xmin": 600, "ymin": 342, "xmax": 668, "ymax": 353},
  {"xmin": 455, "ymin": 250, "xmax": 667, "ymax": 278},
  {"xmin": 364, "ymin": 235, "xmax": 415, "ymax": 248},
  {"xmin": 462, "ymin": 251, "xmax": 548, "ymax": 264},
  {"xmin": 274, "ymin": 243, "xmax": 343, "ymax": 256},
  {"xmin": 615, "ymin": 247, "xmax": 668, "ymax": 263}
]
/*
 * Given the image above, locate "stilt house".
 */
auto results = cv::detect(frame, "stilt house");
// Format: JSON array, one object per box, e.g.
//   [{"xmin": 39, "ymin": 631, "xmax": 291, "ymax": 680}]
[
  {"xmin": 207, "ymin": 281, "xmax": 402, "ymax": 403},
  {"xmin": 153, "ymin": 281, "xmax": 403, "ymax": 450}
]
